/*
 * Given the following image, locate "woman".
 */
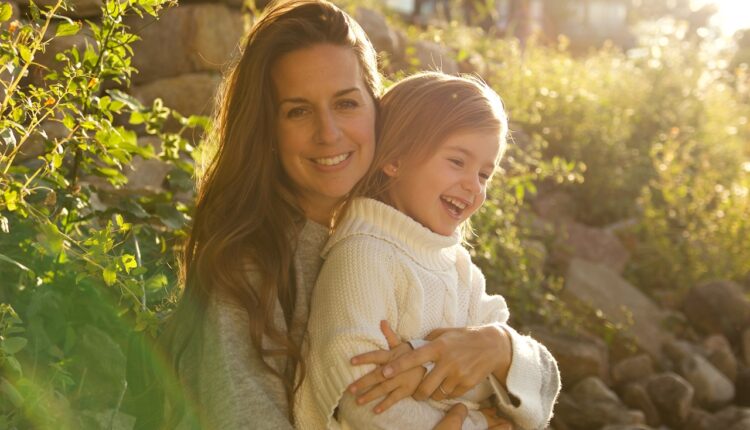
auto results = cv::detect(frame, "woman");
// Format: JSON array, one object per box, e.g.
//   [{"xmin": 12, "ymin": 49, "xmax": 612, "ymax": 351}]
[{"xmin": 160, "ymin": 1, "xmax": 528, "ymax": 428}]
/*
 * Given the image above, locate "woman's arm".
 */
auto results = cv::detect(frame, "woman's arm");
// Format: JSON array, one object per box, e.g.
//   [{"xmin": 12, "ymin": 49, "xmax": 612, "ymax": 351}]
[{"xmin": 195, "ymin": 291, "xmax": 296, "ymax": 430}]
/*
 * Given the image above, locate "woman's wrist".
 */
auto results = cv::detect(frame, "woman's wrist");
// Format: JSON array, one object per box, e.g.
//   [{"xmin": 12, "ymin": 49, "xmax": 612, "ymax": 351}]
[{"xmin": 485, "ymin": 324, "xmax": 513, "ymax": 387}]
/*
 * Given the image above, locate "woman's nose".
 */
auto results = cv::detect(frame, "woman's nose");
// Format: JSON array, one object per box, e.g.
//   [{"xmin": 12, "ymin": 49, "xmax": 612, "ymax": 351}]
[{"xmin": 315, "ymin": 110, "xmax": 342, "ymax": 144}]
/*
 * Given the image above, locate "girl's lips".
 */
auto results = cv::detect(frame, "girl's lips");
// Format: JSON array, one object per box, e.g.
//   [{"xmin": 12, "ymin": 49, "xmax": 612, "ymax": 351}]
[{"xmin": 440, "ymin": 197, "xmax": 463, "ymax": 220}]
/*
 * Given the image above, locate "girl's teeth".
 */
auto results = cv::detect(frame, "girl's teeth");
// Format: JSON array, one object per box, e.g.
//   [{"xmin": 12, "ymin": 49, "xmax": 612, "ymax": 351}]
[
  {"xmin": 442, "ymin": 196, "xmax": 467, "ymax": 210},
  {"xmin": 314, "ymin": 153, "xmax": 350, "ymax": 166}
]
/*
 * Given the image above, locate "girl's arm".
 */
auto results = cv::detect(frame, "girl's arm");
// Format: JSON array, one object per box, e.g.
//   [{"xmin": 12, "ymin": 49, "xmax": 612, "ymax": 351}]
[{"xmin": 294, "ymin": 237, "xmax": 488, "ymax": 430}]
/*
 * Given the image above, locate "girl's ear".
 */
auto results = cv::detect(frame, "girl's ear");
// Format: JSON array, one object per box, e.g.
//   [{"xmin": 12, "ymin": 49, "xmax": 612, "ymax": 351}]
[{"xmin": 382, "ymin": 159, "xmax": 401, "ymax": 178}]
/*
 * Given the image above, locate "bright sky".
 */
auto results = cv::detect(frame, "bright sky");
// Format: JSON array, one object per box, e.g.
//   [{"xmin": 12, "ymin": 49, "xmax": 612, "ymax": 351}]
[{"xmin": 693, "ymin": 0, "xmax": 750, "ymax": 35}]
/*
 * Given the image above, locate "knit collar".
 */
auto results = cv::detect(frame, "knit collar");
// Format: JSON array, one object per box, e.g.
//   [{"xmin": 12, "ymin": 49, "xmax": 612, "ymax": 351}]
[{"xmin": 322, "ymin": 197, "xmax": 461, "ymax": 271}]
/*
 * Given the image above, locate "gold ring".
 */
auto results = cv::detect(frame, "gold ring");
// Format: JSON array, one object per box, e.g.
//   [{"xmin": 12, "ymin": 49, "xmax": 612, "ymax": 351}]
[{"xmin": 439, "ymin": 383, "xmax": 449, "ymax": 396}]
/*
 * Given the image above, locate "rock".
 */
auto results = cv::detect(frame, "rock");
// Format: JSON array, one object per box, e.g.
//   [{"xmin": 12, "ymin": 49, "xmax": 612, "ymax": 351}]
[
  {"xmin": 664, "ymin": 338, "xmax": 699, "ymax": 363},
  {"xmin": 526, "ymin": 327, "xmax": 609, "ymax": 387},
  {"xmin": 411, "ymin": 40, "xmax": 458, "ymax": 75},
  {"xmin": 703, "ymin": 334, "xmax": 738, "ymax": 382},
  {"xmin": 599, "ymin": 426, "xmax": 652, "ymax": 430},
  {"xmin": 684, "ymin": 408, "xmax": 722, "ymax": 430},
  {"xmin": 129, "ymin": 73, "xmax": 220, "ymax": 118},
  {"xmin": 17, "ymin": 120, "xmax": 70, "ymax": 162},
  {"xmin": 564, "ymin": 259, "xmax": 673, "ymax": 361},
  {"xmin": 742, "ymin": 327, "xmax": 750, "ymax": 367},
  {"xmin": 715, "ymin": 406, "xmax": 750, "ymax": 430},
  {"xmin": 127, "ymin": 3, "xmax": 243, "ymax": 84},
  {"xmin": 17, "ymin": 0, "xmax": 102, "ymax": 18},
  {"xmin": 612, "ymin": 354, "xmax": 655, "ymax": 386},
  {"xmin": 683, "ymin": 280, "xmax": 750, "ymax": 342},
  {"xmin": 556, "ymin": 220, "xmax": 631, "ymax": 273},
  {"xmin": 620, "ymin": 382, "xmax": 661, "ymax": 427},
  {"xmin": 355, "ymin": 7, "xmax": 401, "ymax": 58},
  {"xmin": 123, "ymin": 137, "xmax": 172, "ymax": 193},
  {"xmin": 532, "ymin": 190, "xmax": 576, "ymax": 223},
  {"xmin": 646, "ymin": 372, "xmax": 694, "ymax": 428},
  {"xmin": 736, "ymin": 367, "xmax": 750, "ymax": 407},
  {"xmin": 556, "ymin": 377, "xmax": 644, "ymax": 430},
  {"xmin": 676, "ymin": 352, "xmax": 735, "ymax": 409}
]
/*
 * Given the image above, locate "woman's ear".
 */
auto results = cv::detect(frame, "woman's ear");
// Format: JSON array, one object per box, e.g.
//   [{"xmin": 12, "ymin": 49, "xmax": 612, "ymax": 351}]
[{"xmin": 382, "ymin": 160, "xmax": 400, "ymax": 178}]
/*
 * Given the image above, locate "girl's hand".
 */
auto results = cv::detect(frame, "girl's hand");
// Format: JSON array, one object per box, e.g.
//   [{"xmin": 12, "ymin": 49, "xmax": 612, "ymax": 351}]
[
  {"xmin": 348, "ymin": 321, "xmax": 426, "ymax": 413},
  {"xmin": 481, "ymin": 408, "xmax": 515, "ymax": 430},
  {"xmin": 432, "ymin": 403, "xmax": 468, "ymax": 430},
  {"xmin": 379, "ymin": 324, "xmax": 512, "ymax": 401}
]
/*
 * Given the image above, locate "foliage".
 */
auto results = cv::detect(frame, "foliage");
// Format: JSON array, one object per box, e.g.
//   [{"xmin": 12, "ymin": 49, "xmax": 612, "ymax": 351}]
[{"xmin": 0, "ymin": 0, "xmax": 205, "ymax": 426}]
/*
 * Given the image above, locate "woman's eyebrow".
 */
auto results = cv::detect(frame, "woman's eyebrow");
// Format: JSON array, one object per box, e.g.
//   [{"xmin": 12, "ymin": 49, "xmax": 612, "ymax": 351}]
[{"xmin": 278, "ymin": 88, "xmax": 361, "ymax": 106}]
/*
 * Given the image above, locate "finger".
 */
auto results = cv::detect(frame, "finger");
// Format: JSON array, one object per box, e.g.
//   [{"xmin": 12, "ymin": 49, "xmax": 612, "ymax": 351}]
[
  {"xmin": 433, "ymin": 403, "xmax": 468, "ymax": 430},
  {"xmin": 382, "ymin": 345, "xmax": 437, "ymax": 379},
  {"xmin": 373, "ymin": 387, "xmax": 409, "ymax": 414},
  {"xmin": 425, "ymin": 327, "xmax": 451, "ymax": 341},
  {"xmin": 348, "ymin": 366, "xmax": 387, "ymax": 394},
  {"xmin": 356, "ymin": 377, "xmax": 399, "ymax": 405},
  {"xmin": 481, "ymin": 408, "xmax": 513, "ymax": 430},
  {"xmin": 431, "ymin": 375, "xmax": 459, "ymax": 401},
  {"xmin": 351, "ymin": 349, "xmax": 392, "ymax": 366},
  {"xmin": 380, "ymin": 320, "xmax": 401, "ymax": 349},
  {"xmin": 414, "ymin": 365, "xmax": 448, "ymax": 401}
]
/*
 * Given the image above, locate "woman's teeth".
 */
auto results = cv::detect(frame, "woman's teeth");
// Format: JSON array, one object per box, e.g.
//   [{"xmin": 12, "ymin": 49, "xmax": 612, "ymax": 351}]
[{"xmin": 313, "ymin": 152, "xmax": 350, "ymax": 166}]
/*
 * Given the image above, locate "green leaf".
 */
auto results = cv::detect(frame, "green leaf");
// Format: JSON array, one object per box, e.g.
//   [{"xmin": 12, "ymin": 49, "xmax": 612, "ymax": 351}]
[
  {"xmin": 55, "ymin": 21, "xmax": 81, "ymax": 37},
  {"xmin": 145, "ymin": 273, "xmax": 168, "ymax": 291},
  {"xmin": 3, "ymin": 190, "xmax": 18, "ymax": 212},
  {"xmin": 17, "ymin": 45, "xmax": 31, "ymax": 64},
  {"xmin": 28, "ymin": 0, "xmax": 39, "ymax": 21},
  {"xmin": 0, "ymin": 3, "xmax": 12, "ymax": 22},
  {"xmin": 103, "ymin": 267, "xmax": 116, "ymax": 286},
  {"xmin": 2, "ymin": 337, "xmax": 27, "ymax": 354},
  {"xmin": 0, "ymin": 378, "xmax": 24, "ymax": 408},
  {"xmin": 121, "ymin": 254, "xmax": 137, "ymax": 273}
]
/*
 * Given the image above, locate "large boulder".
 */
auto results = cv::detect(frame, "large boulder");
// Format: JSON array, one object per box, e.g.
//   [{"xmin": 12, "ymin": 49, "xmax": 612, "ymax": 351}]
[
  {"xmin": 129, "ymin": 72, "xmax": 221, "ymax": 118},
  {"xmin": 683, "ymin": 280, "xmax": 750, "ymax": 342},
  {"xmin": 555, "ymin": 220, "xmax": 631, "ymax": 273},
  {"xmin": 676, "ymin": 353, "xmax": 735, "ymax": 409},
  {"xmin": 611, "ymin": 354, "xmax": 655, "ymax": 387},
  {"xmin": 127, "ymin": 3, "xmax": 243, "ymax": 84},
  {"xmin": 684, "ymin": 408, "xmax": 722, "ymax": 430},
  {"xmin": 123, "ymin": 137, "xmax": 172, "ymax": 194},
  {"xmin": 620, "ymin": 382, "xmax": 661, "ymax": 427},
  {"xmin": 526, "ymin": 327, "xmax": 609, "ymax": 387},
  {"xmin": 556, "ymin": 377, "xmax": 644, "ymax": 430},
  {"xmin": 564, "ymin": 259, "xmax": 673, "ymax": 361},
  {"xmin": 646, "ymin": 372, "xmax": 694, "ymax": 428},
  {"xmin": 703, "ymin": 334, "xmax": 738, "ymax": 383},
  {"xmin": 354, "ymin": 7, "xmax": 401, "ymax": 58},
  {"xmin": 411, "ymin": 39, "xmax": 458, "ymax": 75},
  {"xmin": 29, "ymin": 30, "xmax": 96, "ymax": 86},
  {"xmin": 532, "ymin": 190, "xmax": 576, "ymax": 223}
]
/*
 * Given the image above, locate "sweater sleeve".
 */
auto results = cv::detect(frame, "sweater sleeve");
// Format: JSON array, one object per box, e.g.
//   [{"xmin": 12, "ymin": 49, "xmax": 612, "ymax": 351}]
[
  {"xmin": 464, "ymin": 258, "xmax": 561, "ymax": 430},
  {"xmin": 193, "ymin": 291, "xmax": 295, "ymax": 430},
  {"xmin": 295, "ymin": 237, "xmax": 487, "ymax": 430}
]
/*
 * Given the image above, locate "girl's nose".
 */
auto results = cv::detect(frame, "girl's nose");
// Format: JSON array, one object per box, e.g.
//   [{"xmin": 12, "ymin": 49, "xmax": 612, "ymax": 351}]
[
  {"xmin": 315, "ymin": 110, "xmax": 342, "ymax": 144},
  {"xmin": 462, "ymin": 173, "xmax": 482, "ymax": 195}
]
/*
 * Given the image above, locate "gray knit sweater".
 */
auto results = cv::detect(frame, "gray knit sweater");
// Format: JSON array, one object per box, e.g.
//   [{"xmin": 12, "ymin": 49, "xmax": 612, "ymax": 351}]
[{"xmin": 177, "ymin": 220, "xmax": 329, "ymax": 430}]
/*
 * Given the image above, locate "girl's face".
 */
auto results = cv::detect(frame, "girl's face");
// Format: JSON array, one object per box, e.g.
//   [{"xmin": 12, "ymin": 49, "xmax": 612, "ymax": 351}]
[
  {"xmin": 273, "ymin": 44, "xmax": 377, "ymax": 224},
  {"xmin": 384, "ymin": 130, "xmax": 500, "ymax": 236}
]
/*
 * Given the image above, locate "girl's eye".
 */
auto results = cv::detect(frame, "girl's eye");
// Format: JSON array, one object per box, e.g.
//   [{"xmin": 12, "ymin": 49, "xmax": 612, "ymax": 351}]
[
  {"xmin": 479, "ymin": 172, "xmax": 491, "ymax": 182},
  {"xmin": 449, "ymin": 158, "xmax": 464, "ymax": 167}
]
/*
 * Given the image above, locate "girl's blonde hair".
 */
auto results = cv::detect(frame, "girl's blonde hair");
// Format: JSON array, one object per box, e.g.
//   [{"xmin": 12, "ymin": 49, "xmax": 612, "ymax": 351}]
[{"xmin": 342, "ymin": 72, "xmax": 508, "ymax": 234}]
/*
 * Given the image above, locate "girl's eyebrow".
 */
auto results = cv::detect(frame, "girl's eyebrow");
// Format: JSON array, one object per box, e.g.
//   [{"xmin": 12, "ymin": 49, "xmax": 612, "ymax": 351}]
[{"xmin": 278, "ymin": 88, "xmax": 361, "ymax": 106}]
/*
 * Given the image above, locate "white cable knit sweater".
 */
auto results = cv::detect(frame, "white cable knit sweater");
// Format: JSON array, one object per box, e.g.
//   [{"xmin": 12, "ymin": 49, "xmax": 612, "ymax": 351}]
[{"xmin": 295, "ymin": 198, "xmax": 560, "ymax": 430}]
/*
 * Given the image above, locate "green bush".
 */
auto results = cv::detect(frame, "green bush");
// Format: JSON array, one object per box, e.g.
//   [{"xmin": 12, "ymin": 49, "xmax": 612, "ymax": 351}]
[{"xmin": 0, "ymin": 0, "xmax": 204, "ymax": 426}]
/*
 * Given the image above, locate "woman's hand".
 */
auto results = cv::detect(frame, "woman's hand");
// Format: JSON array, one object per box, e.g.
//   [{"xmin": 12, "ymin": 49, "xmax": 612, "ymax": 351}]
[
  {"xmin": 377, "ymin": 323, "xmax": 512, "ymax": 401},
  {"xmin": 347, "ymin": 321, "xmax": 426, "ymax": 413},
  {"xmin": 431, "ymin": 405, "xmax": 514, "ymax": 430}
]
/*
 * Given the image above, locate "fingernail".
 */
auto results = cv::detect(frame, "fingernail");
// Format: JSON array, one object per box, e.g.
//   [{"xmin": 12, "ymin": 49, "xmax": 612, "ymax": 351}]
[
  {"xmin": 357, "ymin": 397, "xmax": 365, "ymax": 405},
  {"xmin": 348, "ymin": 385, "xmax": 357, "ymax": 394},
  {"xmin": 351, "ymin": 358, "xmax": 358, "ymax": 364},
  {"xmin": 374, "ymin": 407, "xmax": 382, "ymax": 414},
  {"xmin": 383, "ymin": 366, "xmax": 393, "ymax": 377}
]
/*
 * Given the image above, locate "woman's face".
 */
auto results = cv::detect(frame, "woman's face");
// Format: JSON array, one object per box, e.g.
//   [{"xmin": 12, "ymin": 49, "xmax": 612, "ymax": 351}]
[{"xmin": 273, "ymin": 44, "xmax": 376, "ymax": 224}]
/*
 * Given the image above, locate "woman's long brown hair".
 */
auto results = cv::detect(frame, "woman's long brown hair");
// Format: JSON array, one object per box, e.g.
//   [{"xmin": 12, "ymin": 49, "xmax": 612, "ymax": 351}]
[{"xmin": 159, "ymin": 0, "xmax": 380, "ymax": 424}]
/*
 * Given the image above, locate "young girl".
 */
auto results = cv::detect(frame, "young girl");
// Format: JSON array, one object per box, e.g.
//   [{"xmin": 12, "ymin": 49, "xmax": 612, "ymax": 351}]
[{"xmin": 295, "ymin": 72, "xmax": 560, "ymax": 429}]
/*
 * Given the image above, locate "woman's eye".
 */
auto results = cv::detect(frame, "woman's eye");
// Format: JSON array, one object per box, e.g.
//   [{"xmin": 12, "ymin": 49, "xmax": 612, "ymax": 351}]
[
  {"xmin": 449, "ymin": 158, "xmax": 463, "ymax": 167},
  {"xmin": 285, "ymin": 107, "xmax": 308, "ymax": 119},
  {"xmin": 337, "ymin": 99, "xmax": 359, "ymax": 110}
]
